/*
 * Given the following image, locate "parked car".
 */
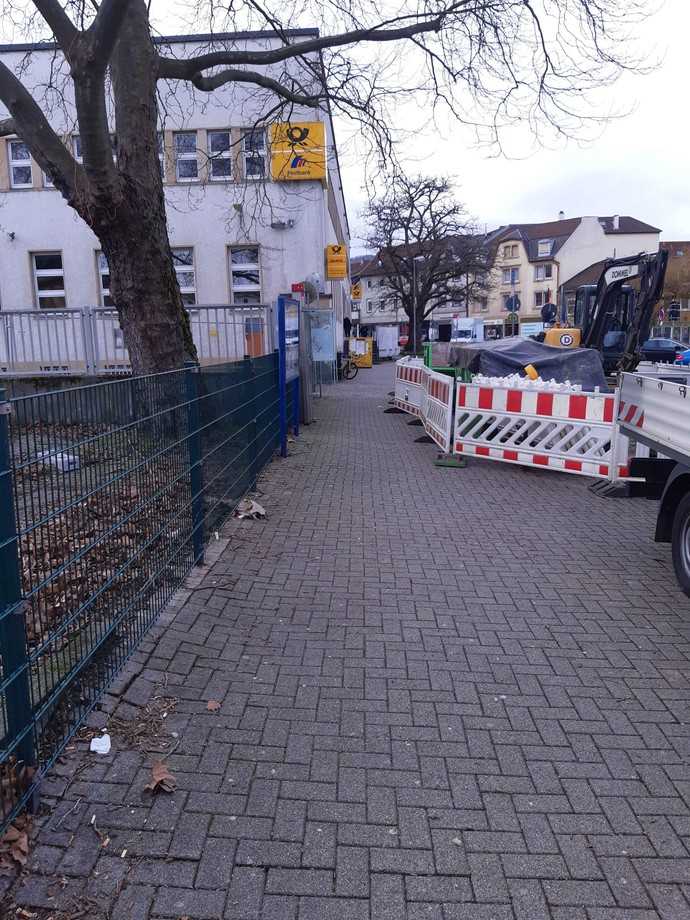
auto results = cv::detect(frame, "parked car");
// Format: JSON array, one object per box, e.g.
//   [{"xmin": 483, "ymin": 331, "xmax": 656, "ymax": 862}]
[
  {"xmin": 640, "ymin": 337, "xmax": 687, "ymax": 364},
  {"xmin": 676, "ymin": 348, "xmax": 690, "ymax": 366}
]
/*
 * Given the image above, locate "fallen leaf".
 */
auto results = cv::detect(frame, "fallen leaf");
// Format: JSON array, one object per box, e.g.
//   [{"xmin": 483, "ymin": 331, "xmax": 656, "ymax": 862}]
[
  {"xmin": 144, "ymin": 760, "xmax": 176, "ymax": 795},
  {"xmin": 234, "ymin": 498, "xmax": 266, "ymax": 519},
  {"xmin": 206, "ymin": 700, "xmax": 221, "ymax": 712}
]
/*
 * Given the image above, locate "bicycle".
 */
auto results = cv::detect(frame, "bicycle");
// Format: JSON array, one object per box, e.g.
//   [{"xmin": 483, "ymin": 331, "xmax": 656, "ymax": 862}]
[{"xmin": 342, "ymin": 356, "xmax": 359, "ymax": 380}]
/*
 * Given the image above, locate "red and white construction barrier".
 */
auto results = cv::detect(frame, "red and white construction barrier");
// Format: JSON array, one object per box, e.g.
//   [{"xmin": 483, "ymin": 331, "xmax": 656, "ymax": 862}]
[
  {"xmin": 393, "ymin": 358, "xmax": 426, "ymax": 417},
  {"xmin": 421, "ymin": 368, "xmax": 454, "ymax": 453},
  {"xmin": 454, "ymin": 381, "xmax": 632, "ymax": 480}
]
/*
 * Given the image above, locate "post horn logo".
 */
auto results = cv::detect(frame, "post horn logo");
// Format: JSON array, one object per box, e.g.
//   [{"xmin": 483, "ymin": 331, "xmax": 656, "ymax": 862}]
[{"xmin": 286, "ymin": 126, "xmax": 310, "ymax": 144}]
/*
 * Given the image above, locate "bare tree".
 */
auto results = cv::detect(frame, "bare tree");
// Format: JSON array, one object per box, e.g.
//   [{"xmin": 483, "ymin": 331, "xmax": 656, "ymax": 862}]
[
  {"xmin": 0, "ymin": 0, "xmax": 655, "ymax": 372},
  {"xmin": 364, "ymin": 175, "xmax": 490, "ymax": 350}
]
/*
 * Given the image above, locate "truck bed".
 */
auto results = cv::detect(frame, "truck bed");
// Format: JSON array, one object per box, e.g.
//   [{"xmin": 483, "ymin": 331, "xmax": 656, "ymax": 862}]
[{"xmin": 619, "ymin": 372, "xmax": 690, "ymax": 466}]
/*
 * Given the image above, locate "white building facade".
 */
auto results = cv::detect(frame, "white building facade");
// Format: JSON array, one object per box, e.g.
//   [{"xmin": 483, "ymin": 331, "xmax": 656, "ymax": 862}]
[{"xmin": 0, "ymin": 30, "xmax": 351, "ymax": 372}]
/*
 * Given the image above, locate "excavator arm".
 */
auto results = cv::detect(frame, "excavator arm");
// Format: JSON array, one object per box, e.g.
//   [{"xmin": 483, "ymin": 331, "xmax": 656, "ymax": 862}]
[{"xmin": 581, "ymin": 250, "xmax": 668, "ymax": 372}]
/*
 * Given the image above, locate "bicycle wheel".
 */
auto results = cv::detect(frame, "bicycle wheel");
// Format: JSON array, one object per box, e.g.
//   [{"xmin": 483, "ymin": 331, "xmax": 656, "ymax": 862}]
[{"xmin": 343, "ymin": 360, "xmax": 359, "ymax": 380}]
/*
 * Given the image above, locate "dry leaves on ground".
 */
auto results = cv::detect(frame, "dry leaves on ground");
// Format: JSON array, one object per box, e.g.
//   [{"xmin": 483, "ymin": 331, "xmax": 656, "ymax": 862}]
[
  {"xmin": 144, "ymin": 761, "xmax": 176, "ymax": 795},
  {"xmin": 234, "ymin": 498, "xmax": 266, "ymax": 519},
  {"xmin": 0, "ymin": 816, "xmax": 30, "ymax": 871},
  {"xmin": 206, "ymin": 700, "xmax": 221, "ymax": 712}
]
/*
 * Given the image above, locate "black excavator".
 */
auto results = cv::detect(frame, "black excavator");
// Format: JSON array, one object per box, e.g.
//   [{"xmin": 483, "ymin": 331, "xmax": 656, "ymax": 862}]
[{"xmin": 543, "ymin": 250, "xmax": 669, "ymax": 374}]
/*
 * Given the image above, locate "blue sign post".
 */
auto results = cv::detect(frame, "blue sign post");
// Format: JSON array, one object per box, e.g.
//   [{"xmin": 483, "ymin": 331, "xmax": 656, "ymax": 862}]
[{"xmin": 277, "ymin": 295, "xmax": 301, "ymax": 458}]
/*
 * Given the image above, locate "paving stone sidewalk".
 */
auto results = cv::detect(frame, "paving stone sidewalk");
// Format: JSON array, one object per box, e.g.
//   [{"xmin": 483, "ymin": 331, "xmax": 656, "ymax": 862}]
[{"xmin": 3, "ymin": 362, "xmax": 690, "ymax": 920}]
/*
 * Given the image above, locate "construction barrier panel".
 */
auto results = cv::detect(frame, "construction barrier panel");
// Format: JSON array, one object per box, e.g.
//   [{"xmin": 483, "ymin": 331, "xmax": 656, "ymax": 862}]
[
  {"xmin": 421, "ymin": 367, "xmax": 454, "ymax": 453},
  {"xmin": 394, "ymin": 357, "xmax": 426, "ymax": 417},
  {"xmin": 453, "ymin": 381, "xmax": 633, "ymax": 480}
]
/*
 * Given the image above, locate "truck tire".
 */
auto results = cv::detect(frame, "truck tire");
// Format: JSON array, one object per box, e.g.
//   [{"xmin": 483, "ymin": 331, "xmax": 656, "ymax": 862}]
[{"xmin": 671, "ymin": 492, "xmax": 690, "ymax": 597}]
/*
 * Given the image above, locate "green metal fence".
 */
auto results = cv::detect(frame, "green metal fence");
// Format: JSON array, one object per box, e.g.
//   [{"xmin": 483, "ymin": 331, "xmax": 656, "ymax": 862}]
[{"xmin": 0, "ymin": 354, "xmax": 288, "ymax": 831}]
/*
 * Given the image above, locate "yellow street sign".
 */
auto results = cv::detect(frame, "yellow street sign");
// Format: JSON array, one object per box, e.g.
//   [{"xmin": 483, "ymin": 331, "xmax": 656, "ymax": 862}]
[
  {"xmin": 351, "ymin": 281, "xmax": 362, "ymax": 301},
  {"xmin": 270, "ymin": 122, "xmax": 327, "ymax": 181},
  {"xmin": 326, "ymin": 244, "xmax": 348, "ymax": 280}
]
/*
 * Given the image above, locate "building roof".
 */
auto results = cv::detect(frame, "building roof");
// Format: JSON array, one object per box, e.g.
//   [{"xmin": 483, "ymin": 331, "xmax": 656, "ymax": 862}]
[
  {"xmin": 490, "ymin": 215, "xmax": 661, "ymax": 263},
  {"xmin": 0, "ymin": 29, "xmax": 320, "ymax": 54}
]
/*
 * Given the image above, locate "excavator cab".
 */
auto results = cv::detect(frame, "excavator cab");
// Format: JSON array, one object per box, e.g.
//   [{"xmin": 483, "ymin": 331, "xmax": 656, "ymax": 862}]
[{"xmin": 544, "ymin": 251, "xmax": 668, "ymax": 375}]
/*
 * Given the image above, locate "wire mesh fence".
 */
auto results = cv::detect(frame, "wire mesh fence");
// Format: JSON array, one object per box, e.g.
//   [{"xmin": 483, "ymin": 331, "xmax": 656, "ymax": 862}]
[{"xmin": 0, "ymin": 352, "xmax": 288, "ymax": 832}]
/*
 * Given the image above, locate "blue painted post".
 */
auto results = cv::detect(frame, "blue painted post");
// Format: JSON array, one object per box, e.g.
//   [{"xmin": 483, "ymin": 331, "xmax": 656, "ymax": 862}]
[
  {"xmin": 292, "ymin": 376, "xmax": 300, "ymax": 438},
  {"xmin": 277, "ymin": 297, "xmax": 288, "ymax": 458},
  {"xmin": 0, "ymin": 389, "xmax": 35, "ymax": 771},
  {"xmin": 184, "ymin": 363, "xmax": 205, "ymax": 566}
]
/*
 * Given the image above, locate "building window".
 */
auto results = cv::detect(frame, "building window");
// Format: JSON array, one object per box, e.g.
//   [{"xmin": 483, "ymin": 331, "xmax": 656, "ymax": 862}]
[
  {"xmin": 32, "ymin": 252, "xmax": 66, "ymax": 309},
  {"xmin": 97, "ymin": 251, "xmax": 113, "ymax": 306},
  {"xmin": 42, "ymin": 170, "xmax": 54, "ymax": 189},
  {"xmin": 366, "ymin": 279, "xmax": 374, "ymax": 289},
  {"xmin": 9, "ymin": 140, "xmax": 33, "ymax": 188},
  {"xmin": 534, "ymin": 263, "xmax": 553, "ymax": 281},
  {"xmin": 365, "ymin": 300, "xmax": 373, "ymax": 314},
  {"xmin": 229, "ymin": 246, "xmax": 261, "ymax": 304},
  {"xmin": 537, "ymin": 239, "xmax": 553, "ymax": 257},
  {"xmin": 174, "ymin": 132, "xmax": 198, "ymax": 182},
  {"xmin": 208, "ymin": 130, "xmax": 232, "ymax": 180},
  {"xmin": 503, "ymin": 244, "xmax": 518, "ymax": 259},
  {"xmin": 535, "ymin": 291, "xmax": 545, "ymax": 307},
  {"xmin": 243, "ymin": 129, "xmax": 266, "ymax": 179},
  {"xmin": 157, "ymin": 132, "xmax": 165, "ymax": 180},
  {"xmin": 172, "ymin": 248, "xmax": 196, "ymax": 305},
  {"xmin": 675, "ymin": 250, "xmax": 684, "ymax": 258},
  {"xmin": 502, "ymin": 267, "xmax": 519, "ymax": 284},
  {"xmin": 479, "ymin": 298, "xmax": 488, "ymax": 312}
]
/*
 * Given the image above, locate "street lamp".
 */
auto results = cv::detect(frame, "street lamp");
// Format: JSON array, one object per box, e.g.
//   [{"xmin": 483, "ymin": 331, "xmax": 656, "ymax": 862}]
[{"xmin": 412, "ymin": 255, "xmax": 425, "ymax": 355}]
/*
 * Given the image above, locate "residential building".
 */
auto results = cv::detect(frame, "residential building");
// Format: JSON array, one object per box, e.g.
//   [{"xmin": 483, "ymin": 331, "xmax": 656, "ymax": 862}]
[
  {"xmin": 0, "ymin": 30, "xmax": 351, "ymax": 370},
  {"xmin": 481, "ymin": 215, "xmax": 660, "ymax": 336}
]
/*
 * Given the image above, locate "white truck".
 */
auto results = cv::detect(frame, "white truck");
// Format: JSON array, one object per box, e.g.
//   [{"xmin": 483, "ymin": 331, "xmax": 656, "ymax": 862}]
[
  {"xmin": 451, "ymin": 316, "xmax": 484, "ymax": 342},
  {"xmin": 619, "ymin": 371, "xmax": 690, "ymax": 595}
]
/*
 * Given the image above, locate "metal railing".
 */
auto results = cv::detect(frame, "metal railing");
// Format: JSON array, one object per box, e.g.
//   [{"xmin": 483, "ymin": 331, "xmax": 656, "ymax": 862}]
[
  {"xmin": 0, "ymin": 304, "xmax": 275, "ymax": 377},
  {"xmin": 652, "ymin": 324, "xmax": 690, "ymax": 344},
  {"xmin": 0, "ymin": 354, "xmax": 295, "ymax": 832}
]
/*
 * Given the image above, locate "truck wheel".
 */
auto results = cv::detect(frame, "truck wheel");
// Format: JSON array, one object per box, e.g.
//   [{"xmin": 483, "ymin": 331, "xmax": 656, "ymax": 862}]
[{"xmin": 671, "ymin": 492, "xmax": 690, "ymax": 597}]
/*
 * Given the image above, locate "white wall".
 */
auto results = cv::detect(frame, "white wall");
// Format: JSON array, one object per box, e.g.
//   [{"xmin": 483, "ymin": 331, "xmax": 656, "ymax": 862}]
[
  {"xmin": 0, "ymin": 35, "xmax": 350, "ymax": 331},
  {"xmin": 558, "ymin": 217, "xmax": 659, "ymax": 285}
]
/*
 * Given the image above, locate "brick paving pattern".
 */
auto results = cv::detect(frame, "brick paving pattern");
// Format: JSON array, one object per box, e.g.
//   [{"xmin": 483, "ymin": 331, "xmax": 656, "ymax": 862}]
[{"xmin": 4, "ymin": 362, "xmax": 690, "ymax": 919}]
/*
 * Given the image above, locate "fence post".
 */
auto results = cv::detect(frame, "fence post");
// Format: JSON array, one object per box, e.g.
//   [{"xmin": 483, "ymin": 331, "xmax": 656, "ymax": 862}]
[
  {"xmin": 0, "ymin": 389, "xmax": 35, "ymax": 774},
  {"xmin": 277, "ymin": 297, "xmax": 288, "ymax": 458},
  {"xmin": 81, "ymin": 307, "xmax": 98, "ymax": 376},
  {"xmin": 243, "ymin": 355, "xmax": 259, "ymax": 491},
  {"xmin": 184, "ymin": 362, "xmax": 205, "ymax": 566}
]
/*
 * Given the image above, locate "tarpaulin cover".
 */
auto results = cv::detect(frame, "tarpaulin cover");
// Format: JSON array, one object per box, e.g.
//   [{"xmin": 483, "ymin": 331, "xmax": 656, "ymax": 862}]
[{"xmin": 432, "ymin": 337, "xmax": 610, "ymax": 391}]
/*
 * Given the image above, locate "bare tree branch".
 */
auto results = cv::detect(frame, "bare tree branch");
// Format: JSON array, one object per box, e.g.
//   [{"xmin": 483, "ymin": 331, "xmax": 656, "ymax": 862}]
[
  {"xmin": 32, "ymin": 0, "xmax": 79, "ymax": 52},
  {"xmin": 0, "ymin": 58, "xmax": 86, "ymax": 200},
  {"xmin": 0, "ymin": 116, "xmax": 16, "ymax": 136},
  {"xmin": 88, "ymin": 0, "xmax": 135, "ymax": 65},
  {"xmin": 156, "ymin": 14, "xmax": 447, "ymax": 78}
]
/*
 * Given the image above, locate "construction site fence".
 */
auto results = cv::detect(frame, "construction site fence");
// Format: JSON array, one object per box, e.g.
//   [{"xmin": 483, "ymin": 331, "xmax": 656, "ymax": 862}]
[
  {"xmin": 393, "ymin": 357, "xmax": 638, "ymax": 480},
  {"xmin": 0, "ymin": 354, "xmax": 296, "ymax": 833}
]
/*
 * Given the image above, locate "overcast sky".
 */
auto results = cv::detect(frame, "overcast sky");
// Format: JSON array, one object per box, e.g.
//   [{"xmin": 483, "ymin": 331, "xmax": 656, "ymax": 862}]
[{"xmin": 339, "ymin": 0, "xmax": 686, "ymax": 253}]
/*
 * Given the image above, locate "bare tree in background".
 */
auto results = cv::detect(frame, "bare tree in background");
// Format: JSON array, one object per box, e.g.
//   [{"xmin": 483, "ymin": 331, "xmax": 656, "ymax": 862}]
[
  {"xmin": 365, "ymin": 175, "xmax": 490, "ymax": 351},
  {"xmin": 0, "ymin": 0, "xmax": 655, "ymax": 372}
]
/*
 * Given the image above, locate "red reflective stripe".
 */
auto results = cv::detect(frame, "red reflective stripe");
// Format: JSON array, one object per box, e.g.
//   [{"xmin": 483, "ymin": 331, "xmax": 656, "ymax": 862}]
[
  {"xmin": 564, "ymin": 459, "xmax": 583, "ymax": 472},
  {"xmin": 456, "ymin": 442, "xmax": 464, "ymax": 452},
  {"xmin": 603, "ymin": 398, "xmax": 614, "ymax": 423},
  {"xmin": 476, "ymin": 446, "xmax": 490, "ymax": 456},
  {"xmin": 568, "ymin": 394, "xmax": 588, "ymax": 419},
  {"xmin": 619, "ymin": 465, "xmax": 630, "ymax": 477},
  {"xmin": 599, "ymin": 464, "xmax": 609, "ymax": 476},
  {"xmin": 533, "ymin": 455, "xmax": 549, "ymax": 465},
  {"xmin": 636, "ymin": 411, "xmax": 645, "ymax": 429},
  {"xmin": 503, "ymin": 450, "xmax": 518, "ymax": 461},
  {"xmin": 536, "ymin": 393, "xmax": 554, "ymax": 416},
  {"xmin": 478, "ymin": 388, "xmax": 493, "ymax": 410},
  {"xmin": 457, "ymin": 385, "xmax": 466, "ymax": 407},
  {"xmin": 506, "ymin": 390, "xmax": 522, "ymax": 413},
  {"xmin": 624, "ymin": 404, "xmax": 637, "ymax": 423}
]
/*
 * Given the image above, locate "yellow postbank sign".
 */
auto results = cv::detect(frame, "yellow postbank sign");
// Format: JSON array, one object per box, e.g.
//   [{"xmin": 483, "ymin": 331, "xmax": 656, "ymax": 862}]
[
  {"xmin": 270, "ymin": 122, "xmax": 327, "ymax": 181},
  {"xmin": 326, "ymin": 244, "xmax": 348, "ymax": 280},
  {"xmin": 351, "ymin": 281, "xmax": 363, "ymax": 301}
]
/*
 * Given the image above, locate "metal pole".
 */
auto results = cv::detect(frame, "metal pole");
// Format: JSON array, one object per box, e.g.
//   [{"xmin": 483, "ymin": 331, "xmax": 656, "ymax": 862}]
[
  {"xmin": 0, "ymin": 389, "xmax": 35, "ymax": 772},
  {"xmin": 413, "ymin": 259, "xmax": 417, "ymax": 356},
  {"xmin": 277, "ymin": 297, "xmax": 288, "ymax": 458},
  {"xmin": 184, "ymin": 362, "xmax": 205, "ymax": 565}
]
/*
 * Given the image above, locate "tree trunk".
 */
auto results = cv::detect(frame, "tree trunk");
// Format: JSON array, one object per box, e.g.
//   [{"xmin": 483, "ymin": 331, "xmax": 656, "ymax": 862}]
[{"xmin": 80, "ymin": 0, "xmax": 196, "ymax": 375}]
